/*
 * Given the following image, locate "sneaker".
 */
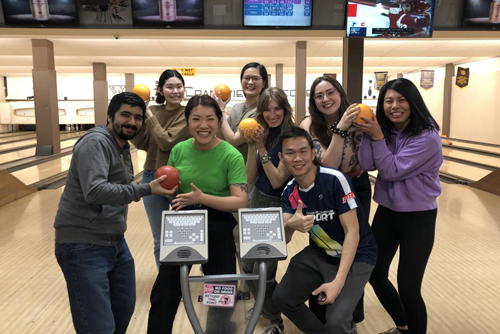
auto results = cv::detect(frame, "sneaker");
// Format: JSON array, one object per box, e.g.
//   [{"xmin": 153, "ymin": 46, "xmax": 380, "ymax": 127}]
[
  {"xmin": 245, "ymin": 307, "xmax": 261, "ymax": 320},
  {"xmin": 262, "ymin": 320, "xmax": 284, "ymax": 334},
  {"xmin": 379, "ymin": 328, "xmax": 404, "ymax": 334}
]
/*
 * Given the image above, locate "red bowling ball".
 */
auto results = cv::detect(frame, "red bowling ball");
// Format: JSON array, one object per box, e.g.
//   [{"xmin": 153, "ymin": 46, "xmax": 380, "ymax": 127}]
[{"xmin": 154, "ymin": 166, "xmax": 180, "ymax": 190}]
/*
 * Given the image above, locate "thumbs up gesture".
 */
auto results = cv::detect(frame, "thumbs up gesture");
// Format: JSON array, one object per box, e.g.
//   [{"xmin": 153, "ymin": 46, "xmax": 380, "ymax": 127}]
[{"xmin": 287, "ymin": 200, "xmax": 315, "ymax": 233}]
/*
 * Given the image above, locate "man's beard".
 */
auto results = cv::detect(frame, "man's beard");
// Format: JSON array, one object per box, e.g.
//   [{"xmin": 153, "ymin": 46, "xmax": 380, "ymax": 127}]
[{"xmin": 114, "ymin": 123, "xmax": 138, "ymax": 140}]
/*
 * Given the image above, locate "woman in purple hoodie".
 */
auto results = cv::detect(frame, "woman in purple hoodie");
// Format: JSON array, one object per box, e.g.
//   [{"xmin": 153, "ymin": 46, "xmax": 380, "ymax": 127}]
[{"xmin": 354, "ymin": 78, "xmax": 442, "ymax": 334}]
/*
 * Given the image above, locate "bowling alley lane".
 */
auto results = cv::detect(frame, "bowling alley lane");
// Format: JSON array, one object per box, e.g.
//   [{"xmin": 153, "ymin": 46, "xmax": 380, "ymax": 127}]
[
  {"xmin": 442, "ymin": 146, "xmax": 500, "ymax": 169},
  {"xmin": 441, "ymin": 138, "xmax": 500, "ymax": 155},
  {"xmin": 0, "ymin": 139, "xmax": 78, "ymax": 165},
  {"xmin": 0, "ymin": 132, "xmax": 37, "ymax": 143},
  {"xmin": 0, "ymin": 131, "xmax": 85, "ymax": 152},
  {"xmin": 10, "ymin": 147, "xmax": 146, "ymax": 187},
  {"xmin": 368, "ymin": 159, "xmax": 491, "ymax": 183},
  {"xmin": 0, "ymin": 131, "xmax": 29, "ymax": 138}
]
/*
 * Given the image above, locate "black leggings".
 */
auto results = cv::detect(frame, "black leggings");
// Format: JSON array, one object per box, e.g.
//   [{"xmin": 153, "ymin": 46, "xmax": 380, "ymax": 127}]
[
  {"xmin": 147, "ymin": 208, "xmax": 237, "ymax": 334},
  {"xmin": 369, "ymin": 205, "xmax": 437, "ymax": 334},
  {"xmin": 308, "ymin": 171, "xmax": 372, "ymax": 323}
]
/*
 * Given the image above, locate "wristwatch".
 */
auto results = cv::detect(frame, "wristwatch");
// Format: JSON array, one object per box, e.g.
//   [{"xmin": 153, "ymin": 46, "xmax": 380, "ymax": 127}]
[{"xmin": 260, "ymin": 152, "xmax": 270, "ymax": 164}]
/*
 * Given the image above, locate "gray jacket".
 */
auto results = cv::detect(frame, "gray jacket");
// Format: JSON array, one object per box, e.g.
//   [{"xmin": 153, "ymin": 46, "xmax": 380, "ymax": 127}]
[{"xmin": 54, "ymin": 126, "xmax": 151, "ymax": 246}]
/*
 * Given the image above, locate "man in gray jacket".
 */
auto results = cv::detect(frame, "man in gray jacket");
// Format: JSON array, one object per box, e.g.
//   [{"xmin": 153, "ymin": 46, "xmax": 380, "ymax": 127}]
[{"xmin": 54, "ymin": 92, "xmax": 171, "ymax": 334}]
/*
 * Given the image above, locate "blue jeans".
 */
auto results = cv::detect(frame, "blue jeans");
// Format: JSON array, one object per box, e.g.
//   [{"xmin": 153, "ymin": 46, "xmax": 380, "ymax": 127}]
[
  {"xmin": 55, "ymin": 238, "xmax": 136, "ymax": 334},
  {"xmin": 142, "ymin": 169, "xmax": 170, "ymax": 269}
]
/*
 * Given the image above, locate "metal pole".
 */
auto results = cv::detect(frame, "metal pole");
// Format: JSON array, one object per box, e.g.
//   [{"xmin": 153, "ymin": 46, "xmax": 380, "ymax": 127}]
[
  {"xmin": 245, "ymin": 261, "xmax": 267, "ymax": 334},
  {"xmin": 180, "ymin": 265, "xmax": 205, "ymax": 334}
]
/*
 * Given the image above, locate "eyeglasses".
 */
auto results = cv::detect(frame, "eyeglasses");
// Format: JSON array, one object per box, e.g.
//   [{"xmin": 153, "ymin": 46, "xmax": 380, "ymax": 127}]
[
  {"xmin": 314, "ymin": 89, "xmax": 338, "ymax": 101},
  {"xmin": 242, "ymin": 76, "xmax": 262, "ymax": 83}
]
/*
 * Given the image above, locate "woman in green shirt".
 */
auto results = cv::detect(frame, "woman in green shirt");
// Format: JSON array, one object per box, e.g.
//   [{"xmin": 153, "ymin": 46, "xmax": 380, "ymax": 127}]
[{"xmin": 147, "ymin": 95, "xmax": 248, "ymax": 334}]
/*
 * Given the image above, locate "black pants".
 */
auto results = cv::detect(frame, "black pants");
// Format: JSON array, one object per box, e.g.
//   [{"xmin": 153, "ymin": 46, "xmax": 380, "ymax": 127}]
[
  {"xmin": 147, "ymin": 208, "xmax": 237, "ymax": 334},
  {"xmin": 369, "ymin": 205, "xmax": 437, "ymax": 334},
  {"xmin": 309, "ymin": 171, "xmax": 372, "ymax": 324}
]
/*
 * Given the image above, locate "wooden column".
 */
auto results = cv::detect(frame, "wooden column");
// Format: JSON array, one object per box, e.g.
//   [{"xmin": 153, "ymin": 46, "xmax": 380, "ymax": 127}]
[
  {"xmin": 0, "ymin": 76, "xmax": 6, "ymax": 101},
  {"xmin": 295, "ymin": 41, "xmax": 307, "ymax": 124},
  {"xmin": 276, "ymin": 64, "xmax": 283, "ymax": 89},
  {"xmin": 342, "ymin": 37, "xmax": 364, "ymax": 103},
  {"xmin": 397, "ymin": 73, "xmax": 404, "ymax": 79},
  {"xmin": 32, "ymin": 39, "xmax": 60, "ymax": 156},
  {"xmin": 442, "ymin": 63, "xmax": 454, "ymax": 136},
  {"xmin": 324, "ymin": 73, "xmax": 337, "ymax": 80},
  {"xmin": 267, "ymin": 74, "xmax": 272, "ymax": 87},
  {"xmin": 93, "ymin": 63, "xmax": 108, "ymax": 126},
  {"xmin": 125, "ymin": 73, "xmax": 134, "ymax": 92}
]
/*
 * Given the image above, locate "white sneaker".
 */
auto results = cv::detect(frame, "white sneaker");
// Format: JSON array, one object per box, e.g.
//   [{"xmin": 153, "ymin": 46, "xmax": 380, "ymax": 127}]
[{"xmin": 262, "ymin": 321, "xmax": 284, "ymax": 334}]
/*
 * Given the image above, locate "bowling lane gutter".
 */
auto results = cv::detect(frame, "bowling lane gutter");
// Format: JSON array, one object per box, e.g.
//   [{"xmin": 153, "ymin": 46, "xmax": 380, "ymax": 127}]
[
  {"xmin": 30, "ymin": 147, "xmax": 141, "ymax": 190},
  {"xmin": 0, "ymin": 134, "xmax": 83, "ymax": 155}
]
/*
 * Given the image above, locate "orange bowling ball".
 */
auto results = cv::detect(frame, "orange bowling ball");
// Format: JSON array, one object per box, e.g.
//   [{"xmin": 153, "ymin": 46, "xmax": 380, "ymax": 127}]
[
  {"xmin": 238, "ymin": 118, "xmax": 259, "ymax": 134},
  {"xmin": 214, "ymin": 84, "xmax": 231, "ymax": 101},
  {"xmin": 154, "ymin": 166, "xmax": 180, "ymax": 190},
  {"xmin": 132, "ymin": 84, "xmax": 151, "ymax": 102},
  {"xmin": 355, "ymin": 104, "xmax": 374, "ymax": 123}
]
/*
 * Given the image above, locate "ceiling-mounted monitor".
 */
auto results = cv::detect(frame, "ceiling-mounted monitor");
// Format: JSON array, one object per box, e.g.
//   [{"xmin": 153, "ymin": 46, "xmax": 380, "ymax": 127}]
[
  {"xmin": 131, "ymin": 0, "xmax": 204, "ymax": 27},
  {"xmin": 462, "ymin": 0, "xmax": 500, "ymax": 29},
  {"xmin": 1, "ymin": 0, "xmax": 79, "ymax": 27},
  {"xmin": 346, "ymin": 0, "xmax": 435, "ymax": 38},
  {"xmin": 243, "ymin": 0, "xmax": 313, "ymax": 28}
]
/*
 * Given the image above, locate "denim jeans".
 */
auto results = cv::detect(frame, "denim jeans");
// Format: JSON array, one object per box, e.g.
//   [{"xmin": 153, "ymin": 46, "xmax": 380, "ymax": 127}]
[
  {"xmin": 55, "ymin": 238, "xmax": 136, "ymax": 334},
  {"xmin": 142, "ymin": 169, "xmax": 171, "ymax": 269}
]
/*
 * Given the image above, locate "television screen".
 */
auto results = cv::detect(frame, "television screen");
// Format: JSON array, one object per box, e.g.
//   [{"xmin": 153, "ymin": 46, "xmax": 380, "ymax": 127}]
[
  {"xmin": 131, "ymin": 0, "xmax": 204, "ymax": 27},
  {"xmin": 1, "ymin": 0, "xmax": 79, "ymax": 26},
  {"xmin": 243, "ymin": 0, "xmax": 313, "ymax": 27},
  {"xmin": 462, "ymin": 0, "xmax": 500, "ymax": 29},
  {"xmin": 346, "ymin": 0, "xmax": 435, "ymax": 38}
]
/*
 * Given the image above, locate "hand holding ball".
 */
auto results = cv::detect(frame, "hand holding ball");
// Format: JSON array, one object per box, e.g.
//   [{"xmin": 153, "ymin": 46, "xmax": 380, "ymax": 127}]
[
  {"xmin": 214, "ymin": 84, "xmax": 231, "ymax": 101},
  {"xmin": 132, "ymin": 84, "xmax": 151, "ymax": 102},
  {"xmin": 238, "ymin": 118, "xmax": 259, "ymax": 138},
  {"xmin": 356, "ymin": 104, "xmax": 374, "ymax": 123},
  {"xmin": 155, "ymin": 166, "xmax": 180, "ymax": 190}
]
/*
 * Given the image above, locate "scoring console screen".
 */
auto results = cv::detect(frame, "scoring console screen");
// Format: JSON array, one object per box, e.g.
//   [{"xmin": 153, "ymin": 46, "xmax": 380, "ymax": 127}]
[
  {"xmin": 243, "ymin": 0, "xmax": 312, "ymax": 27},
  {"xmin": 162, "ymin": 213, "xmax": 205, "ymax": 246},
  {"xmin": 241, "ymin": 211, "xmax": 283, "ymax": 243}
]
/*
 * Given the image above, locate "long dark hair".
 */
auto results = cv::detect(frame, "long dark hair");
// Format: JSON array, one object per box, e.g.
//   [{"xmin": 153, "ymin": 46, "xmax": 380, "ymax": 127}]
[
  {"xmin": 256, "ymin": 87, "xmax": 295, "ymax": 147},
  {"xmin": 155, "ymin": 69, "xmax": 185, "ymax": 104},
  {"xmin": 307, "ymin": 76, "xmax": 350, "ymax": 148},
  {"xmin": 377, "ymin": 78, "xmax": 440, "ymax": 142},
  {"xmin": 184, "ymin": 95, "xmax": 223, "ymax": 124},
  {"xmin": 240, "ymin": 62, "xmax": 269, "ymax": 95}
]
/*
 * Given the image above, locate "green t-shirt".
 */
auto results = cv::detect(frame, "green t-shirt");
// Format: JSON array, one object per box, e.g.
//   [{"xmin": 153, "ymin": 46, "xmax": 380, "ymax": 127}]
[{"xmin": 168, "ymin": 138, "xmax": 247, "ymax": 197}]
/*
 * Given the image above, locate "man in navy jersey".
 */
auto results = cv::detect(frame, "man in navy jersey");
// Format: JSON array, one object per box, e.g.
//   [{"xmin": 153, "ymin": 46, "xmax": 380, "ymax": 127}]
[{"xmin": 272, "ymin": 127, "xmax": 377, "ymax": 334}]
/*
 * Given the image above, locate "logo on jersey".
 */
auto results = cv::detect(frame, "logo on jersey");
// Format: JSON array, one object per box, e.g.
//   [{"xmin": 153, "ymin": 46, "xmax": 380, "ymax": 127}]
[
  {"xmin": 306, "ymin": 210, "xmax": 335, "ymax": 222},
  {"xmin": 342, "ymin": 192, "xmax": 355, "ymax": 203},
  {"xmin": 289, "ymin": 185, "xmax": 308, "ymax": 210}
]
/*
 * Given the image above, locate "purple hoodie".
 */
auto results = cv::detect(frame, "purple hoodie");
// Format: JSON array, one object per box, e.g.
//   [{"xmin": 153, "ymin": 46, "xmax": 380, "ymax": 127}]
[{"xmin": 358, "ymin": 128, "xmax": 443, "ymax": 212}]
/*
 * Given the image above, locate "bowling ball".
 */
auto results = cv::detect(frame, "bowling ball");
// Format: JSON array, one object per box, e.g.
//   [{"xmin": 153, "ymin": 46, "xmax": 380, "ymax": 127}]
[
  {"xmin": 449, "ymin": 141, "xmax": 453, "ymax": 146},
  {"xmin": 355, "ymin": 104, "xmax": 374, "ymax": 123},
  {"xmin": 214, "ymin": 84, "xmax": 231, "ymax": 101},
  {"xmin": 132, "ymin": 84, "xmax": 151, "ymax": 102},
  {"xmin": 154, "ymin": 166, "xmax": 180, "ymax": 190},
  {"xmin": 238, "ymin": 118, "xmax": 259, "ymax": 134}
]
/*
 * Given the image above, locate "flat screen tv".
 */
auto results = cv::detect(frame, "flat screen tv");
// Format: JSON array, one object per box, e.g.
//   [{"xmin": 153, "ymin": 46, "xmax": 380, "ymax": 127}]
[
  {"xmin": 243, "ymin": 0, "xmax": 313, "ymax": 27},
  {"xmin": 462, "ymin": 0, "xmax": 500, "ymax": 29},
  {"xmin": 1, "ymin": 0, "xmax": 79, "ymax": 26},
  {"xmin": 131, "ymin": 0, "xmax": 204, "ymax": 27},
  {"xmin": 346, "ymin": 0, "xmax": 435, "ymax": 38}
]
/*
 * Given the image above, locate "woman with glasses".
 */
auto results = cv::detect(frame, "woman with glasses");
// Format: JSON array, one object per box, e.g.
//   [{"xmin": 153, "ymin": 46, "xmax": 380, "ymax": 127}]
[
  {"xmin": 216, "ymin": 62, "xmax": 269, "ymax": 161},
  {"xmin": 300, "ymin": 75, "xmax": 372, "ymax": 325},
  {"xmin": 131, "ymin": 69, "xmax": 190, "ymax": 269}
]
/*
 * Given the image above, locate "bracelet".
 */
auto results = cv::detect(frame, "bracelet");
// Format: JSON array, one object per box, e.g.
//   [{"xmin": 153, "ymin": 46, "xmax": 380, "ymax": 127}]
[{"xmin": 330, "ymin": 122, "xmax": 349, "ymax": 138}]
